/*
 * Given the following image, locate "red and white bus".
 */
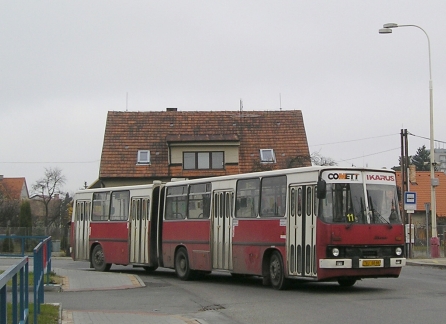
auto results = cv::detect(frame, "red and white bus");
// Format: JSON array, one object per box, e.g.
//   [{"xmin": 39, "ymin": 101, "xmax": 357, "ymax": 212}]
[
  {"xmin": 70, "ymin": 166, "xmax": 406, "ymax": 289},
  {"xmin": 70, "ymin": 183, "xmax": 162, "ymax": 272}
]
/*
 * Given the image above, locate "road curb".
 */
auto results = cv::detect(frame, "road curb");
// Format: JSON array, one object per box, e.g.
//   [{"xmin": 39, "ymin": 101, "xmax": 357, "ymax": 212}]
[
  {"xmin": 129, "ymin": 274, "xmax": 146, "ymax": 288},
  {"xmin": 59, "ymin": 273, "xmax": 145, "ymax": 292},
  {"xmin": 406, "ymin": 261, "xmax": 446, "ymax": 270}
]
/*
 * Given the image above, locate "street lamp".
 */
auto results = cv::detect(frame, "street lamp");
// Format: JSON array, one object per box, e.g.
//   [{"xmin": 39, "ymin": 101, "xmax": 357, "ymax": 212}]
[{"xmin": 379, "ymin": 23, "xmax": 438, "ymax": 243}]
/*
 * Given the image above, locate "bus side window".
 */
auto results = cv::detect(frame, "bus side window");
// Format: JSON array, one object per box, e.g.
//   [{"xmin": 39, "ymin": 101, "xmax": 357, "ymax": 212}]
[
  {"xmin": 110, "ymin": 191, "xmax": 130, "ymax": 221},
  {"xmin": 235, "ymin": 178, "xmax": 260, "ymax": 218},
  {"xmin": 260, "ymin": 175, "xmax": 286, "ymax": 217},
  {"xmin": 188, "ymin": 183, "xmax": 211, "ymax": 219},
  {"xmin": 92, "ymin": 192, "xmax": 110, "ymax": 221},
  {"xmin": 165, "ymin": 185, "xmax": 187, "ymax": 220}
]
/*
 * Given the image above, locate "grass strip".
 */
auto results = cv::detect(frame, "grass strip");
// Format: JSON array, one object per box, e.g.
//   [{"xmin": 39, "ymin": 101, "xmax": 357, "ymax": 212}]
[
  {"xmin": 6, "ymin": 303, "xmax": 59, "ymax": 324},
  {"xmin": 0, "ymin": 270, "xmax": 63, "ymax": 286}
]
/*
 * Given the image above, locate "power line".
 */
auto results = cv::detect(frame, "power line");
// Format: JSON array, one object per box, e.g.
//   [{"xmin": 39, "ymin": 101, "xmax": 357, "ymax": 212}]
[
  {"xmin": 0, "ymin": 160, "xmax": 99, "ymax": 164},
  {"xmin": 312, "ymin": 133, "xmax": 398, "ymax": 146},
  {"xmin": 408, "ymin": 132, "xmax": 446, "ymax": 145},
  {"xmin": 337, "ymin": 147, "xmax": 400, "ymax": 163}
]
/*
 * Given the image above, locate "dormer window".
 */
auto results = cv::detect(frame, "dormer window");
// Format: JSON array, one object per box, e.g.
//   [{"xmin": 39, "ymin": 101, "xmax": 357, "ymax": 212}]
[
  {"xmin": 137, "ymin": 150, "xmax": 150, "ymax": 164},
  {"xmin": 183, "ymin": 151, "xmax": 224, "ymax": 170},
  {"xmin": 260, "ymin": 149, "xmax": 276, "ymax": 163}
]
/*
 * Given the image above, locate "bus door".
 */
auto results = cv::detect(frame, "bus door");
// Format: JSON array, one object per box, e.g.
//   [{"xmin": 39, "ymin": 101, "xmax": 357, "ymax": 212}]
[
  {"xmin": 74, "ymin": 200, "xmax": 90, "ymax": 261},
  {"xmin": 129, "ymin": 198, "xmax": 150, "ymax": 264},
  {"xmin": 212, "ymin": 190, "xmax": 234, "ymax": 270},
  {"xmin": 288, "ymin": 185, "xmax": 317, "ymax": 277}
]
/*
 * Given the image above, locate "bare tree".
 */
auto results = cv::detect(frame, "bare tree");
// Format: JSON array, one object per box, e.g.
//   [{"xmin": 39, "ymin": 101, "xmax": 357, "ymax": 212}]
[
  {"xmin": 286, "ymin": 154, "xmax": 312, "ymax": 168},
  {"xmin": 32, "ymin": 167, "xmax": 66, "ymax": 227},
  {"xmin": 311, "ymin": 152, "xmax": 337, "ymax": 166}
]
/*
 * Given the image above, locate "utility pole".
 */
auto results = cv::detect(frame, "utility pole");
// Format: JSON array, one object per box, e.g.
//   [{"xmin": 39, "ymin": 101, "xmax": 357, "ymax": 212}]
[{"xmin": 400, "ymin": 129, "xmax": 411, "ymax": 257}]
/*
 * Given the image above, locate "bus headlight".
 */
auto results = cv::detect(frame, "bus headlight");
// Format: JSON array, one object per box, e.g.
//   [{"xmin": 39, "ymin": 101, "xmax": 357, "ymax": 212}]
[
  {"xmin": 332, "ymin": 248, "xmax": 340, "ymax": 257},
  {"xmin": 395, "ymin": 247, "xmax": 403, "ymax": 256}
]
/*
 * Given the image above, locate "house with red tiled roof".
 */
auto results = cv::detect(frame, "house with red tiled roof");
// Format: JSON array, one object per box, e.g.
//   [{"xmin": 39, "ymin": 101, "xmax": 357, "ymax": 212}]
[
  {"xmin": 396, "ymin": 170, "xmax": 446, "ymax": 239},
  {"xmin": 0, "ymin": 176, "xmax": 29, "ymax": 200},
  {"xmin": 96, "ymin": 109, "xmax": 310, "ymax": 187}
]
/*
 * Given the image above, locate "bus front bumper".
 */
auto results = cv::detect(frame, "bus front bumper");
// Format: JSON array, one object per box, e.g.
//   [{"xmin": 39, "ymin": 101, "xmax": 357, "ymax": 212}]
[{"xmin": 319, "ymin": 258, "xmax": 406, "ymax": 269}]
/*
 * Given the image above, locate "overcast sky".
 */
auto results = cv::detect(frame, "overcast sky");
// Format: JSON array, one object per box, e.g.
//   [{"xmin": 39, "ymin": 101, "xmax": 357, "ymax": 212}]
[{"xmin": 1, "ymin": 1, "xmax": 446, "ymax": 194}]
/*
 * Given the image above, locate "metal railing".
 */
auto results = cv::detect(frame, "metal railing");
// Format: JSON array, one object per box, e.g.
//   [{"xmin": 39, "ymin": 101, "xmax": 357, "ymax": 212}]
[
  {"xmin": 33, "ymin": 237, "xmax": 52, "ymax": 324},
  {"xmin": 0, "ymin": 257, "xmax": 30, "ymax": 324},
  {"xmin": 0, "ymin": 236, "xmax": 52, "ymax": 324},
  {"xmin": 0, "ymin": 235, "xmax": 51, "ymax": 257}
]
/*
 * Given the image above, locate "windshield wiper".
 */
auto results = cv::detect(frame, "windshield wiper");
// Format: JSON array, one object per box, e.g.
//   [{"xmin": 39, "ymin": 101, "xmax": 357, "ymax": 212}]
[
  {"xmin": 368, "ymin": 194, "xmax": 392, "ymax": 228},
  {"xmin": 372, "ymin": 209, "xmax": 393, "ymax": 229}
]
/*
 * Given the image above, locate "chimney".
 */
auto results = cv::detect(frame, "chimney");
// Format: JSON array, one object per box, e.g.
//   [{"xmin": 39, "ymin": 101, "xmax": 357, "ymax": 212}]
[
  {"xmin": 166, "ymin": 108, "xmax": 177, "ymax": 112},
  {"xmin": 409, "ymin": 165, "xmax": 417, "ymax": 184}
]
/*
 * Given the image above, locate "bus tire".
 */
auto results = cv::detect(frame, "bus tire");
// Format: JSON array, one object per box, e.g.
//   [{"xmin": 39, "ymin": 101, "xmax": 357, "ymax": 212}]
[
  {"xmin": 337, "ymin": 278, "xmax": 356, "ymax": 287},
  {"xmin": 91, "ymin": 245, "xmax": 111, "ymax": 272},
  {"xmin": 269, "ymin": 251, "xmax": 289, "ymax": 290},
  {"xmin": 175, "ymin": 247, "xmax": 193, "ymax": 280}
]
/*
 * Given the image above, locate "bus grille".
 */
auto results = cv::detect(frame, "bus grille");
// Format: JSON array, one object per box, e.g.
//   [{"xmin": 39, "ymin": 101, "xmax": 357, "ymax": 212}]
[{"xmin": 341, "ymin": 246, "xmax": 394, "ymax": 258}]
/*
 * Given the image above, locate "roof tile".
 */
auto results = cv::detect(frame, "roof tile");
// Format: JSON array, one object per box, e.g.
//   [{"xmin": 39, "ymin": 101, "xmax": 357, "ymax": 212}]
[
  {"xmin": 100, "ymin": 110, "xmax": 310, "ymax": 180},
  {"xmin": 396, "ymin": 171, "xmax": 446, "ymax": 217}
]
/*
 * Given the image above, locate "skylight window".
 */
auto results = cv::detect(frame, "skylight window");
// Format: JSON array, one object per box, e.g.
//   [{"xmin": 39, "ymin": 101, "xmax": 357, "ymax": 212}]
[
  {"xmin": 260, "ymin": 149, "xmax": 276, "ymax": 163},
  {"xmin": 137, "ymin": 150, "xmax": 150, "ymax": 164}
]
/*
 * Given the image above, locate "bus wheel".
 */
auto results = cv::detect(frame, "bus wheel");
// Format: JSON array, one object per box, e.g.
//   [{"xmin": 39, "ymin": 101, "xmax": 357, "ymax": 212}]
[
  {"xmin": 92, "ymin": 245, "xmax": 111, "ymax": 272},
  {"xmin": 338, "ymin": 278, "xmax": 356, "ymax": 287},
  {"xmin": 175, "ymin": 247, "xmax": 193, "ymax": 280},
  {"xmin": 269, "ymin": 251, "xmax": 289, "ymax": 290}
]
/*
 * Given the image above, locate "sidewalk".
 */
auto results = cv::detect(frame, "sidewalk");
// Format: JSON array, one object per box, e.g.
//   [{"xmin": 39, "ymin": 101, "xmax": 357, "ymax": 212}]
[
  {"xmin": 405, "ymin": 257, "xmax": 446, "ymax": 269},
  {"xmin": 56, "ymin": 268, "xmax": 145, "ymax": 292},
  {"xmin": 56, "ymin": 268, "xmax": 199, "ymax": 324}
]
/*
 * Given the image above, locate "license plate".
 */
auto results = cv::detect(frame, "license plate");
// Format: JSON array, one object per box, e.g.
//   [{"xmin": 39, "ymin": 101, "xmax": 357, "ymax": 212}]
[{"xmin": 362, "ymin": 260, "xmax": 381, "ymax": 267}]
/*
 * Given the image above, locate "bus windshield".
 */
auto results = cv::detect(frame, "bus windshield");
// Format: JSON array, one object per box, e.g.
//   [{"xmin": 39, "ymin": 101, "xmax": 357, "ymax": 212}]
[{"xmin": 319, "ymin": 182, "xmax": 401, "ymax": 225}]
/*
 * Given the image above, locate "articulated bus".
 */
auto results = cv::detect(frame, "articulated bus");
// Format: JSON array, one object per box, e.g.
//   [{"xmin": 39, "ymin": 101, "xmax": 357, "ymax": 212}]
[{"xmin": 70, "ymin": 166, "xmax": 406, "ymax": 289}]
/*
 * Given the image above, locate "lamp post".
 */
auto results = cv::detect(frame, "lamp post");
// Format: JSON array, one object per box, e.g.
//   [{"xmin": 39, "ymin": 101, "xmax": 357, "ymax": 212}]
[{"xmin": 379, "ymin": 23, "xmax": 438, "ymax": 245}]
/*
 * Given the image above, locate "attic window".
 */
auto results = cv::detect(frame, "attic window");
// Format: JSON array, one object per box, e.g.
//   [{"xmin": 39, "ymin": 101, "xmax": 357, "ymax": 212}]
[
  {"xmin": 137, "ymin": 150, "xmax": 150, "ymax": 164},
  {"xmin": 183, "ymin": 151, "xmax": 224, "ymax": 170},
  {"xmin": 260, "ymin": 149, "xmax": 276, "ymax": 163}
]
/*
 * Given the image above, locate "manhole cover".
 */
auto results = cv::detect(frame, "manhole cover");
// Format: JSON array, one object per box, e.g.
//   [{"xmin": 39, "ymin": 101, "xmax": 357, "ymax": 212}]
[{"xmin": 201, "ymin": 304, "xmax": 225, "ymax": 311}]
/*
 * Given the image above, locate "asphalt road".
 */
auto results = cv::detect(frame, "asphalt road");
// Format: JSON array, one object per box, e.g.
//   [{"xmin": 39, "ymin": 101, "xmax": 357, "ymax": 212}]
[{"xmin": 43, "ymin": 259, "xmax": 446, "ymax": 324}]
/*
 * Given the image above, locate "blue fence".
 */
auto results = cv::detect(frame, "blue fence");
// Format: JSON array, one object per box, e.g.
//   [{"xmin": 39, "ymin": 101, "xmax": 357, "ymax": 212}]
[
  {"xmin": 0, "ymin": 236, "xmax": 49, "ymax": 257},
  {"xmin": 33, "ymin": 237, "xmax": 52, "ymax": 324},
  {"xmin": 0, "ymin": 236, "xmax": 52, "ymax": 324},
  {"xmin": 0, "ymin": 257, "xmax": 29, "ymax": 324}
]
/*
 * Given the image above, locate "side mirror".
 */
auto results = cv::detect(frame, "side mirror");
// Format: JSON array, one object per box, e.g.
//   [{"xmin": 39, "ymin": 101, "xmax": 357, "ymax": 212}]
[{"xmin": 317, "ymin": 180, "xmax": 327, "ymax": 199}]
